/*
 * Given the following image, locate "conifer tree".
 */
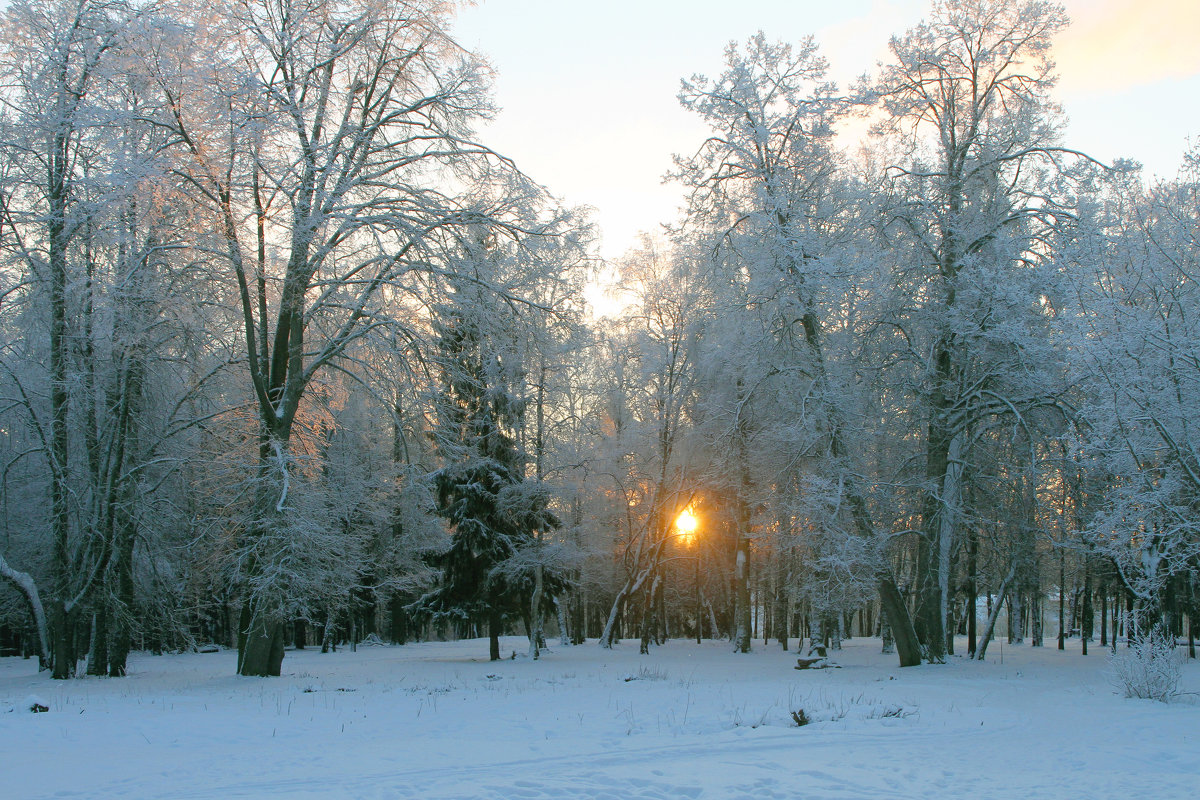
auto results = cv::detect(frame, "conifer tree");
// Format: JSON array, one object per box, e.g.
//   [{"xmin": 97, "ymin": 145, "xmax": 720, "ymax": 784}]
[{"xmin": 416, "ymin": 256, "xmax": 559, "ymax": 661}]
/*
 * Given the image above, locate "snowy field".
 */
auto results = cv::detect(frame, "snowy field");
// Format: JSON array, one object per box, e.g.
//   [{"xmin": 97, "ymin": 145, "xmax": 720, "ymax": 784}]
[{"xmin": 2, "ymin": 636, "xmax": 1198, "ymax": 800}]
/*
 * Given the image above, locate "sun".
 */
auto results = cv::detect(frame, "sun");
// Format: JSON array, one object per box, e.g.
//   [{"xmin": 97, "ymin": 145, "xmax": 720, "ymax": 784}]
[{"xmin": 675, "ymin": 506, "xmax": 699, "ymax": 544}]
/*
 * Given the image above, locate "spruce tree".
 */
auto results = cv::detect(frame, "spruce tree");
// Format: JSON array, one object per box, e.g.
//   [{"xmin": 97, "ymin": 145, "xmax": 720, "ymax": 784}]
[{"xmin": 416, "ymin": 268, "xmax": 559, "ymax": 661}]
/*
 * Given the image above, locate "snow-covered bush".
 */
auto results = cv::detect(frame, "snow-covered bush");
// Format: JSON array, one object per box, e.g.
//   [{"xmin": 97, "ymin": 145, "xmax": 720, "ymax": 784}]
[{"xmin": 1110, "ymin": 629, "xmax": 1182, "ymax": 702}]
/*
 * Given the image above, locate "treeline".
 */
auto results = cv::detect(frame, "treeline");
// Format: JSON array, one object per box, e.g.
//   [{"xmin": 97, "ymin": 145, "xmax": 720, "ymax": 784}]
[{"xmin": 0, "ymin": 0, "xmax": 1197, "ymax": 678}]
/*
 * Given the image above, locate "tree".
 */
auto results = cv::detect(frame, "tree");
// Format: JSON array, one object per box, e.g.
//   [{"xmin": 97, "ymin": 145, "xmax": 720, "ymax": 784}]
[
  {"xmin": 1067, "ymin": 153, "xmax": 1200, "ymax": 637},
  {"xmin": 147, "ymin": 0, "xmax": 535, "ymax": 675},
  {"xmin": 0, "ymin": 0, "xmax": 145, "ymax": 678},
  {"xmin": 596, "ymin": 239, "xmax": 708, "ymax": 652},
  {"xmin": 868, "ymin": 0, "xmax": 1078, "ymax": 661},
  {"xmin": 416, "ymin": 241, "xmax": 559, "ymax": 661},
  {"xmin": 675, "ymin": 33, "xmax": 920, "ymax": 663}
]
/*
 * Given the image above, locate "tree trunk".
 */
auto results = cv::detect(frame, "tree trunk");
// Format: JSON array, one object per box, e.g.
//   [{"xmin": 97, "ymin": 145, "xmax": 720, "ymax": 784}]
[
  {"xmin": 881, "ymin": 604, "xmax": 895, "ymax": 654},
  {"xmin": 1081, "ymin": 561, "xmax": 1092, "ymax": 656},
  {"xmin": 87, "ymin": 606, "xmax": 108, "ymax": 676},
  {"xmin": 773, "ymin": 551, "xmax": 788, "ymax": 650},
  {"xmin": 529, "ymin": 562, "xmax": 545, "ymax": 659},
  {"xmin": 1030, "ymin": 593, "xmax": 1043, "ymax": 647},
  {"xmin": 238, "ymin": 602, "xmax": 285, "ymax": 676},
  {"xmin": 878, "ymin": 575, "xmax": 921, "ymax": 667},
  {"xmin": 554, "ymin": 596, "xmax": 570, "ymax": 646},
  {"xmin": 1058, "ymin": 553, "xmax": 1066, "ymax": 650},
  {"xmin": 1099, "ymin": 585, "xmax": 1108, "ymax": 648},
  {"xmin": 108, "ymin": 507, "xmax": 137, "ymax": 677},
  {"xmin": 488, "ymin": 604, "xmax": 501, "ymax": 662},
  {"xmin": 733, "ymin": 534, "xmax": 751, "ymax": 653},
  {"xmin": 915, "ymin": 348, "xmax": 957, "ymax": 664},
  {"xmin": 967, "ymin": 528, "xmax": 978, "ymax": 656},
  {"xmin": 600, "ymin": 585, "xmax": 628, "ymax": 649},
  {"xmin": 50, "ymin": 600, "xmax": 75, "ymax": 680},
  {"xmin": 975, "ymin": 564, "xmax": 1017, "ymax": 661},
  {"xmin": 1008, "ymin": 591, "xmax": 1023, "ymax": 644},
  {"xmin": 0, "ymin": 553, "xmax": 51, "ymax": 670}
]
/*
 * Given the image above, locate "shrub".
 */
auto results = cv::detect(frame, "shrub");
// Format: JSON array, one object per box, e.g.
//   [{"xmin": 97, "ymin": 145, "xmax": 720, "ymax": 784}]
[{"xmin": 1110, "ymin": 628, "xmax": 1182, "ymax": 703}]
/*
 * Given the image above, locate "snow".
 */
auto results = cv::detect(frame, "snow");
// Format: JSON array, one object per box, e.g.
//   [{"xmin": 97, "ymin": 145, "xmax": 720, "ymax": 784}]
[{"xmin": 1, "ymin": 637, "xmax": 1197, "ymax": 799}]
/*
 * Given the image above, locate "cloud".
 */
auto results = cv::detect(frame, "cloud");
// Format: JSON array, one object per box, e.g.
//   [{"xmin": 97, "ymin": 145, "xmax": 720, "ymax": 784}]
[{"xmin": 1056, "ymin": 0, "xmax": 1200, "ymax": 93}]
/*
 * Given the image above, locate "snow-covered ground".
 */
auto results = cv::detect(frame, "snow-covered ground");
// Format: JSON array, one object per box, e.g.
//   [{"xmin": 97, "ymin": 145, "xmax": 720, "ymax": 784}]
[{"xmin": 2, "ymin": 636, "xmax": 1197, "ymax": 799}]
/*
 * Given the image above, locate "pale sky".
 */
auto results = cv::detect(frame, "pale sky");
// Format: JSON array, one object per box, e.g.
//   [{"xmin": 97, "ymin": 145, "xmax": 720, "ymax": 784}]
[{"xmin": 454, "ymin": 0, "xmax": 1200, "ymax": 260}]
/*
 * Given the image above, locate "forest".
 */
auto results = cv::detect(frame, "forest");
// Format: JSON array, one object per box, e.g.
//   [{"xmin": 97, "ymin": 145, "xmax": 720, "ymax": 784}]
[{"xmin": 0, "ymin": 0, "xmax": 1197, "ymax": 682}]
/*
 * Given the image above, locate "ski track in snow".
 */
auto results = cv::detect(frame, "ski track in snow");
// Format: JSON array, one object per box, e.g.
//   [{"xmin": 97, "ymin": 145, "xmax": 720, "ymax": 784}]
[{"xmin": 4, "ymin": 636, "xmax": 1199, "ymax": 800}]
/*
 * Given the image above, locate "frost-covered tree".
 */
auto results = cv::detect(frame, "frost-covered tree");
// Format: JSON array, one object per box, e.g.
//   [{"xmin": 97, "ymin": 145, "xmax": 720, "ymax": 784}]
[
  {"xmin": 867, "ymin": 0, "xmax": 1080, "ymax": 661},
  {"xmin": 0, "ymin": 0, "xmax": 212, "ymax": 678},
  {"xmin": 595, "ymin": 239, "xmax": 709, "ymax": 653},
  {"xmin": 143, "ymin": 0, "xmax": 543, "ymax": 675},
  {"xmin": 674, "ymin": 33, "xmax": 920, "ymax": 663},
  {"xmin": 415, "ymin": 242, "xmax": 560, "ymax": 661},
  {"xmin": 1067, "ymin": 153, "xmax": 1200, "ymax": 637}
]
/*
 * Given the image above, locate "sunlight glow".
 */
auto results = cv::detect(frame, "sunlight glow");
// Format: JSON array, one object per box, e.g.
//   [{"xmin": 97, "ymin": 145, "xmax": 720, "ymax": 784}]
[{"xmin": 675, "ymin": 506, "xmax": 699, "ymax": 545}]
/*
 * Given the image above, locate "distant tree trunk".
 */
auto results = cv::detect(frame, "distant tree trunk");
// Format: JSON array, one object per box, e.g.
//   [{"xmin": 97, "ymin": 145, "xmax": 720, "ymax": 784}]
[
  {"xmin": 1188, "ymin": 600, "xmax": 1195, "ymax": 659},
  {"xmin": 1099, "ymin": 585, "xmax": 1108, "ymax": 647},
  {"xmin": 967, "ymin": 529, "xmax": 978, "ymax": 656},
  {"xmin": 774, "ymin": 554, "xmax": 789, "ymax": 651},
  {"xmin": 1081, "ymin": 561, "xmax": 1092, "ymax": 656},
  {"xmin": 880, "ymin": 603, "xmax": 895, "ymax": 654},
  {"xmin": 488, "ymin": 603, "xmax": 502, "ymax": 662},
  {"xmin": 1030, "ymin": 593, "xmax": 1043, "ymax": 647},
  {"xmin": 975, "ymin": 564, "xmax": 1017, "ymax": 661},
  {"xmin": 1007, "ymin": 591, "xmax": 1023, "ymax": 644},
  {"xmin": 554, "ymin": 596, "xmax": 569, "ymax": 646},
  {"xmin": 1058, "ymin": 553, "xmax": 1066, "ymax": 650}
]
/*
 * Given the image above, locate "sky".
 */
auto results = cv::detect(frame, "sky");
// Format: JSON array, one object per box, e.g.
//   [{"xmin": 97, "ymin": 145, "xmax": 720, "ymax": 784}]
[{"xmin": 453, "ymin": 0, "xmax": 1200, "ymax": 261}]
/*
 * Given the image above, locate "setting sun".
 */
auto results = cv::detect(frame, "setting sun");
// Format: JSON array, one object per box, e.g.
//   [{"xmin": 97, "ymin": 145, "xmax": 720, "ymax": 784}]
[{"xmin": 675, "ymin": 506, "xmax": 699, "ymax": 543}]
